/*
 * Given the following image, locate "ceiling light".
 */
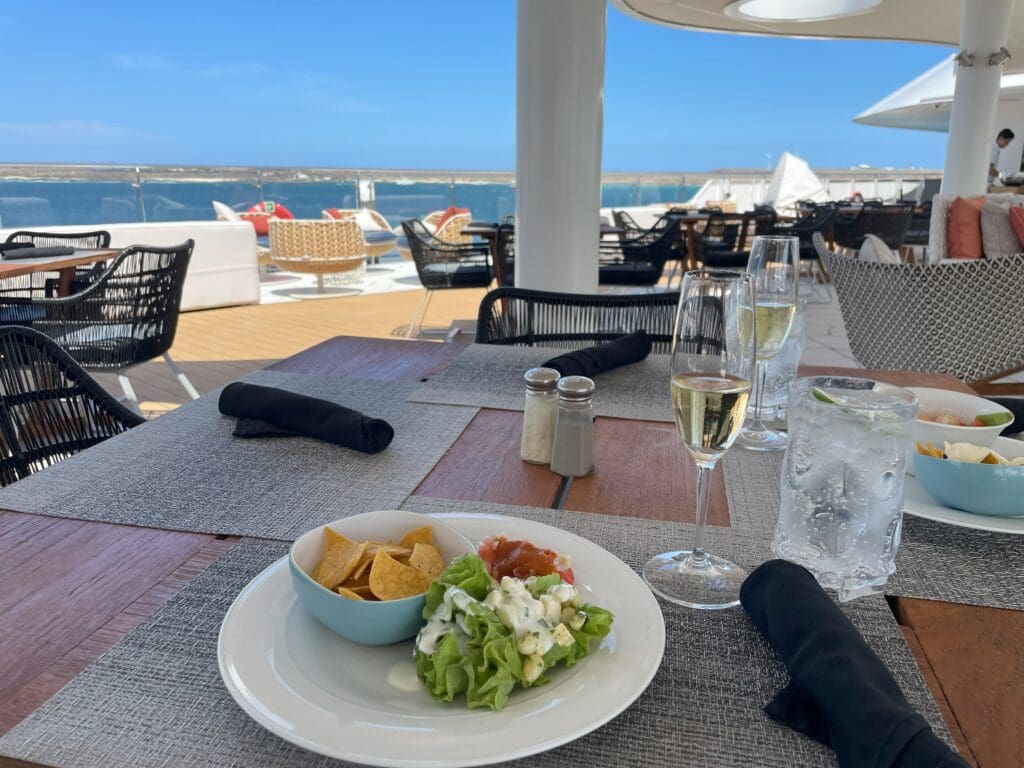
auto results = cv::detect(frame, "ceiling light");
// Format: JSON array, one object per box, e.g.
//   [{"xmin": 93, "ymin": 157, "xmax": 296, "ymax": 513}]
[{"xmin": 723, "ymin": 0, "xmax": 883, "ymax": 23}]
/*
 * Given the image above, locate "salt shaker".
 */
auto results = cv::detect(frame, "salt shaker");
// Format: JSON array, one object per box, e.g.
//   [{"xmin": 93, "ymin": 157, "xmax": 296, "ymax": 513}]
[
  {"xmin": 520, "ymin": 367, "xmax": 560, "ymax": 464},
  {"xmin": 549, "ymin": 376, "xmax": 595, "ymax": 477}
]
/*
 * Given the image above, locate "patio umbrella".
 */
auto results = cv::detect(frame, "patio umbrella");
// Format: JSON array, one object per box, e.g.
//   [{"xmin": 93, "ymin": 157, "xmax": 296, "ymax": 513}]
[{"xmin": 609, "ymin": 0, "xmax": 1023, "ymax": 195}]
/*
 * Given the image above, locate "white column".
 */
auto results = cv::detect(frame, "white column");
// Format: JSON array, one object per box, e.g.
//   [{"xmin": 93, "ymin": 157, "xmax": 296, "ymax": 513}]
[
  {"xmin": 516, "ymin": 0, "xmax": 606, "ymax": 293},
  {"xmin": 941, "ymin": 0, "xmax": 1016, "ymax": 195}
]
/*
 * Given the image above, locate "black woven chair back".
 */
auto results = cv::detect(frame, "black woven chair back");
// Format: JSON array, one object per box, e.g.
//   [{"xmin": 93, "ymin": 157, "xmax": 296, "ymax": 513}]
[
  {"xmin": 0, "ymin": 326, "xmax": 144, "ymax": 486},
  {"xmin": 493, "ymin": 223, "xmax": 516, "ymax": 287},
  {"xmin": 30, "ymin": 241, "xmax": 194, "ymax": 370},
  {"xmin": 476, "ymin": 287, "xmax": 679, "ymax": 352},
  {"xmin": 833, "ymin": 204, "xmax": 914, "ymax": 250},
  {"xmin": 5, "ymin": 230, "xmax": 111, "ymax": 249},
  {"xmin": 401, "ymin": 220, "xmax": 492, "ymax": 290},
  {"xmin": 599, "ymin": 217, "xmax": 680, "ymax": 286},
  {"xmin": 699, "ymin": 213, "xmax": 739, "ymax": 249},
  {"xmin": 612, "ymin": 210, "xmax": 642, "ymax": 232},
  {"xmin": 902, "ymin": 202, "xmax": 932, "ymax": 246}
]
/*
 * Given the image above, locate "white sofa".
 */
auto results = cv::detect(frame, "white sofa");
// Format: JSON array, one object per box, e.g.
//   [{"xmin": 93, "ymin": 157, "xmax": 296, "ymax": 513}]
[{"xmin": 0, "ymin": 220, "xmax": 260, "ymax": 311}]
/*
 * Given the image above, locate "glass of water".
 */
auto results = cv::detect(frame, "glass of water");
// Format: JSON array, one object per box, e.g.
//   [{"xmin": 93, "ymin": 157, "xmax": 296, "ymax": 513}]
[
  {"xmin": 751, "ymin": 300, "xmax": 806, "ymax": 424},
  {"xmin": 773, "ymin": 376, "xmax": 918, "ymax": 601}
]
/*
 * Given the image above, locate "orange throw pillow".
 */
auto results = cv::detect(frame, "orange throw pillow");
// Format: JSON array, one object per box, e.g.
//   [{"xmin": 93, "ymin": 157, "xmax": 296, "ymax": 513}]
[
  {"xmin": 1008, "ymin": 206, "xmax": 1024, "ymax": 250},
  {"xmin": 946, "ymin": 196, "xmax": 985, "ymax": 259}
]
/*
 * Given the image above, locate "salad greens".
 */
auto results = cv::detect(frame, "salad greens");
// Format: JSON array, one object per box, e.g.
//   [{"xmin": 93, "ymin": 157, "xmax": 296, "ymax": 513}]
[{"xmin": 414, "ymin": 554, "xmax": 614, "ymax": 711}]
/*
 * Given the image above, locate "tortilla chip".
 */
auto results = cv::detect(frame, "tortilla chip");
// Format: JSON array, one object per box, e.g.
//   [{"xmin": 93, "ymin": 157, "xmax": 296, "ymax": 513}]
[
  {"xmin": 316, "ymin": 541, "xmax": 367, "ymax": 590},
  {"xmin": 399, "ymin": 525, "xmax": 434, "ymax": 549},
  {"xmin": 324, "ymin": 527, "xmax": 353, "ymax": 550},
  {"xmin": 368, "ymin": 550, "xmax": 432, "ymax": 600},
  {"xmin": 336, "ymin": 587, "xmax": 364, "ymax": 601},
  {"xmin": 408, "ymin": 543, "xmax": 445, "ymax": 579},
  {"xmin": 350, "ymin": 585, "xmax": 375, "ymax": 598}
]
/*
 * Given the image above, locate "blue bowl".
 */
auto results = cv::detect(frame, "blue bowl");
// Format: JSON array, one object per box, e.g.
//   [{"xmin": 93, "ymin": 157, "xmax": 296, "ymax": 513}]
[
  {"xmin": 914, "ymin": 451, "xmax": 1024, "ymax": 518},
  {"xmin": 289, "ymin": 509, "xmax": 476, "ymax": 645}
]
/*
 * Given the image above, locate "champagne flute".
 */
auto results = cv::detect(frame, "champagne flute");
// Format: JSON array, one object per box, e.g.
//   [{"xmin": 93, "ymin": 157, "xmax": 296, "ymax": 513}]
[
  {"xmin": 737, "ymin": 235, "xmax": 799, "ymax": 452},
  {"xmin": 643, "ymin": 270, "xmax": 756, "ymax": 610}
]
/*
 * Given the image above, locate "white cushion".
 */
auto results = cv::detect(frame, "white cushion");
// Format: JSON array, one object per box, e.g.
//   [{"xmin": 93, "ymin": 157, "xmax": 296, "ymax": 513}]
[
  {"xmin": 927, "ymin": 192, "xmax": 1020, "ymax": 264},
  {"xmin": 353, "ymin": 209, "xmax": 383, "ymax": 232},
  {"xmin": 859, "ymin": 234, "xmax": 901, "ymax": 264},
  {"xmin": 211, "ymin": 200, "xmax": 240, "ymax": 222},
  {"xmin": 980, "ymin": 199, "xmax": 1023, "ymax": 258}
]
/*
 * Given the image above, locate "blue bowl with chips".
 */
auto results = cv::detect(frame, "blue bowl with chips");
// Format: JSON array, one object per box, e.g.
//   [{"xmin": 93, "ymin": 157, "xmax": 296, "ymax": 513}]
[{"xmin": 289, "ymin": 509, "xmax": 475, "ymax": 645}]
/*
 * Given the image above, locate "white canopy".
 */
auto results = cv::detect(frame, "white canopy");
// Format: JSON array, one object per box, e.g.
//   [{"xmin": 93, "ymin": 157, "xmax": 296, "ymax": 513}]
[{"xmin": 762, "ymin": 152, "xmax": 827, "ymax": 213}]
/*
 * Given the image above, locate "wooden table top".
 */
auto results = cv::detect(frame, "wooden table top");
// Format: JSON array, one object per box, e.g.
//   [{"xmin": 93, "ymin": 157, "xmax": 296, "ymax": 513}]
[
  {"xmin": 0, "ymin": 249, "xmax": 117, "ymax": 280},
  {"xmin": 0, "ymin": 336, "xmax": 1017, "ymax": 768}
]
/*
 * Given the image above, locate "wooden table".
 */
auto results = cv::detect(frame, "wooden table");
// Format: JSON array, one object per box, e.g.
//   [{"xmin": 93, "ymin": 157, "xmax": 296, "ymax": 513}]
[
  {"xmin": 0, "ymin": 337, "xmax": 1019, "ymax": 768},
  {"xmin": 0, "ymin": 249, "xmax": 117, "ymax": 296}
]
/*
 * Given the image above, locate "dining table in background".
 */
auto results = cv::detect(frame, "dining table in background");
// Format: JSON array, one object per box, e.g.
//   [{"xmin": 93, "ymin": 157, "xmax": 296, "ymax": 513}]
[
  {"xmin": 0, "ymin": 249, "xmax": 118, "ymax": 297},
  {"xmin": 0, "ymin": 336, "xmax": 1019, "ymax": 768},
  {"xmin": 461, "ymin": 222, "xmax": 625, "ymax": 270}
]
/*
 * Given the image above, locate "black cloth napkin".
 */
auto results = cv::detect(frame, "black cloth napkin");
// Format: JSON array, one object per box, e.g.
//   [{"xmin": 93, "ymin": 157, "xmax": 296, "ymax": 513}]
[
  {"xmin": 218, "ymin": 382, "xmax": 394, "ymax": 454},
  {"xmin": 0, "ymin": 242, "xmax": 34, "ymax": 253},
  {"xmin": 541, "ymin": 330, "xmax": 652, "ymax": 377},
  {"xmin": 989, "ymin": 397, "xmax": 1023, "ymax": 436},
  {"xmin": 740, "ymin": 560, "xmax": 968, "ymax": 768},
  {"xmin": 1, "ymin": 245, "xmax": 75, "ymax": 260}
]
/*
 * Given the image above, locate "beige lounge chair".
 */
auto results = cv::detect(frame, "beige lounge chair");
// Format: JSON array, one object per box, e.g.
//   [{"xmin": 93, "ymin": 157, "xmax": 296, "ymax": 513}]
[{"xmin": 268, "ymin": 219, "xmax": 367, "ymax": 294}]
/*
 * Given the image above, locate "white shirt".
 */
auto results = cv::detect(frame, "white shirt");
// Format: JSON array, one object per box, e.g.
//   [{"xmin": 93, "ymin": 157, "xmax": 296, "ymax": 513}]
[{"xmin": 990, "ymin": 141, "xmax": 1002, "ymax": 183}]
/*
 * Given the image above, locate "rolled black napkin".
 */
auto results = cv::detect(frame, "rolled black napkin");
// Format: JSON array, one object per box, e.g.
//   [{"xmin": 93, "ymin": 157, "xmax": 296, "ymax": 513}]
[
  {"xmin": 989, "ymin": 397, "xmax": 1023, "ymax": 436},
  {"xmin": 0, "ymin": 242, "xmax": 34, "ymax": 253},
  {"xmin": 740, "ymin": 560, "xmax": 968, "ymax": 768},
  {"xmin": 2, "ymin": 245, "xmax": 75, "ymax": 260},
  {"xmin": 541, "ymin": 330, "xmax": 652, "ymax": 377},
  {"xmin": 218, "ymin": 382, "xmax": 394, "ymax": 454}
]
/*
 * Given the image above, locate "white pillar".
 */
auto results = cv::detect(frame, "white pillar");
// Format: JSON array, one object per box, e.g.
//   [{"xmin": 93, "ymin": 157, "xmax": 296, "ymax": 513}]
[
  {"xmin": 516, "ymin": 0, "xmax": 605, "ymax": 293},
  {"xmin": 941, "ymin": 0, "xmax": 1016, "ymax": 195}
]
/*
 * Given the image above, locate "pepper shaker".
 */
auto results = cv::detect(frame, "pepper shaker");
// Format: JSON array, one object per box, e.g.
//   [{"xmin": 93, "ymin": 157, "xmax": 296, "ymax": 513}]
[
  {"xmin": 520, "ymin": 367, "xmax": 560, "ymax": 464},
  {"xmin": 549, "ymin": 376, "xmax": 595, "ymax": 477}
]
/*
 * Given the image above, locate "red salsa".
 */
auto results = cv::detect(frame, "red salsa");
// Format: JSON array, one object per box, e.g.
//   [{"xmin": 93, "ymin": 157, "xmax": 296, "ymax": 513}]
[{"xmin": 478, "ymin": 536, "xmax": 574, "ymax": 584}]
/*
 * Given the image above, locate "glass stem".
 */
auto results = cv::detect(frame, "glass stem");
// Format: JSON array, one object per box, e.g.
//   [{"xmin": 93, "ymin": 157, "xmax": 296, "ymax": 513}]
[
  {"xmin": 690, "ymin": 461, "xmax": 715, "ymax": 565},
  {"xmin": 752, "ymin": 359, "xmax": 767, "ymax": 431}
]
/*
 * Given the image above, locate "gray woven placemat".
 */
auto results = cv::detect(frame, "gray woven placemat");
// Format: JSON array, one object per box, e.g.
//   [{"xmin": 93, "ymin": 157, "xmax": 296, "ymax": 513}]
[
  {"xmin": 0, "ymin": 504, "xmax": 952, "ymax": 768},
  {"xmin": 0, "ymin": 370, "xmax": 478, "ymax": 540},
  {"xmin": 720, "ymin": 449, "xmax": 1024, "ymax": 610},
  {"xmin": 407, "ymin": 344, "xmax": 675, "ymax": 422}
]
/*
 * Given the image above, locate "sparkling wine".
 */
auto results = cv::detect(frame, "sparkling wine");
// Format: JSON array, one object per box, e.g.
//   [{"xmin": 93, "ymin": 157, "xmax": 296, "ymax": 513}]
[
  {"xmin": 754, "ymin": 301, "xmax": 796, "ymax": 360},
  {"xmin": 670, "ymin": 373, "xmax": 752, "ymax": 462}
]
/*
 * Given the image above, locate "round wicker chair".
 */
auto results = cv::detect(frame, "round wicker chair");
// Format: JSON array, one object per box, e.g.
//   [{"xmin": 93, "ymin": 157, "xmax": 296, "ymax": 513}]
[
  {"xmin": 322, "ymin": 208, "xmax": 398, "ymax": 263},
  {"xmin": 268, "ymin": 219, "xmax": 367, "ymax": 293},
  {"xmin": 814, "ymin": 232, "xmax": 1024, "ymax": 393}
]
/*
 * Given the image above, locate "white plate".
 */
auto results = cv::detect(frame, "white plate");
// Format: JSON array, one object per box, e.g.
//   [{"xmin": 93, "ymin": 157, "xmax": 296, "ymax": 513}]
[
  {"xmin": 218, "ymin": 513, "xmax": 666, "ymax": 768},
  {"xmin": 904, "ymin": 437, "xmax": 1024, "ymax": 534}
]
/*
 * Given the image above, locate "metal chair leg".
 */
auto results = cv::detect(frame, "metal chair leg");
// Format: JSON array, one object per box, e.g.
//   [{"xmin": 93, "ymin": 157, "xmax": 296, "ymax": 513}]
[
  {"xmin": 406, "ymin": 290, "xmax": 434, "ymax": 339},
  {"xmin": 163, "ymin": 353, "xmax": 200, "ymax": 400},
  {"xmin": 117, "ymin": 373, "xmax": 143, "ymax": 415}
]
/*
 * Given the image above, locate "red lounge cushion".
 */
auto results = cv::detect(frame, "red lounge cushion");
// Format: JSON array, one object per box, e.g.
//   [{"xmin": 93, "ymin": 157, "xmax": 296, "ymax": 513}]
[
  {"xmin": 1007, "ymin": 205, "xmax": 1024, "ymax": 250},
  {"xmin": 946, "ymin": 196, "xmax": 985, "ymax": 259},
  {"xmin": 239, "ymin": 212, "xmax": 271, "ymax": 236},
  {"xmin": 433, "ymin": 205, "xmax": 471, "ymax": 234},
  {"xmin": 323, "ymin": 208, "xmax": 344, "ymax": 219}
]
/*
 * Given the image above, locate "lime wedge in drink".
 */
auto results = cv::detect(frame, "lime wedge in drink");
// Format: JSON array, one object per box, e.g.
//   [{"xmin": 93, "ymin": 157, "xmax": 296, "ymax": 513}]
[
  {"xmin": 811, "ymin": 386, "xmax": 838, "ymax": 405},
  {"xmin": 976, "ymin": 411, "xmax": 1013, "ymax": 427}
]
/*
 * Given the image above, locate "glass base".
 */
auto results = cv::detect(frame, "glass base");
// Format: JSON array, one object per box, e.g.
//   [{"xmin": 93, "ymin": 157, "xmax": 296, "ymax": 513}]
[
  {"xmin": 737, "ymin": 425, "xmax": 788, "ymax": 452},
  {"xmin": 642, "ymin": 550, "xmax": 747, "ymax": 610}
]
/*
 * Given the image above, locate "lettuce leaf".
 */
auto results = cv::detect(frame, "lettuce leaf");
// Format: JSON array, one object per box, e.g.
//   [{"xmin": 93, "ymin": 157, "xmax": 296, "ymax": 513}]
[
  {"xmin": 526, "ymin": 573, "xmax": 562, "ymax": 598},
  {"xmin": 423, "ymin": 554, "xmax": 494, "ymax": 618}
]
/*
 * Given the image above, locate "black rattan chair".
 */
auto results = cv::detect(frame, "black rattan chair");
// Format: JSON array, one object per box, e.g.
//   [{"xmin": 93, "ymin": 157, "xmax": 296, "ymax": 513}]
[
  {"xmin": 774, "ymin": 203, "xmax": 839, "ymax": 261},
  {"xmin": 0, "ymin": 241, "xmax": 197, "ymax": 410},
  {"xmin": 833, "ymin": 203, "xmax": 914, "ymax": 250},
  {"xmin": 611, "ymin": 210, "xmax": 643, "ymax": 233},
  {"xmin": 401, "ymin": 220, "xmax": 492, "ymax": 338},
  {"xmin": 0, "ymin": 325, "xmax": 144, "ymax": 486},
  {"xmin": 695, "ymin": 212, "xmax": 750, "ymax": 269},
  {"xmin": 493, "ymin": 222, "xmax": 516, "ymax": 287},
  {"xmin": 902, "ymin": 202, "xmax": 931, "ymax": 247},
  {"xmin": 1, "ymin": 230, "xmax": 112, "ymax": 299},
  {"xmin": 476, "ymin": 287, "xmax": 680, "ymax": 352},
  {"xmin": 598, "ymin": 216, "xmax": 680, "ymax": 287}
]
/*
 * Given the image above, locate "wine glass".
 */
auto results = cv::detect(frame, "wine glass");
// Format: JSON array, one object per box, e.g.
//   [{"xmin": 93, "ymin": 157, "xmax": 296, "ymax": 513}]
[
  {"xmin": 643, "ymin": 270, "xmax": 756, "ymax": 610},
  {"xmin": 736, "ymin": 235, "xmax": 799, "ymax": 452}
]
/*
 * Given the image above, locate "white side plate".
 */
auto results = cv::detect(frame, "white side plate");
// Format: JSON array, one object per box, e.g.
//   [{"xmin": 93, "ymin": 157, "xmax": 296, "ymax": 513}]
[{"xmin": 218, "ymin": 512, "xmax": 666, "ymax": 767}]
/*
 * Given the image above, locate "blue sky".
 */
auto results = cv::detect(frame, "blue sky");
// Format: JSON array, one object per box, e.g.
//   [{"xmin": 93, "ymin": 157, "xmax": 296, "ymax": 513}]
[{"xmin": 0, "ymin": 1, "xmax": 951, "ymax": 171}]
